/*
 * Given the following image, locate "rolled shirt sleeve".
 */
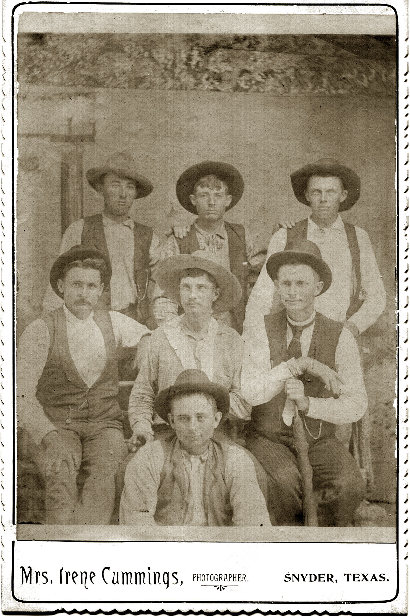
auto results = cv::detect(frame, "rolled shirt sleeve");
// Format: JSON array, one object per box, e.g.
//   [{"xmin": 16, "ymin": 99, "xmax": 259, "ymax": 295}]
[
  {"xmin": 225, "ymin": 445, "xmax": 271, "ymax": 526},
  {"xmin": 307, "ymin": 327, "xmax": 367, "ymax": 424},
  {"xmin": 127, "ymin": 335, "xmax": 157, "ymax": 436},
  {"xmin": 241, "ymin": 311, "xmax": 293, "ymax": 406},
  {"xmin": 120, "ymin": 441, "xmax": 163, "ymax": 525},
  {"xmin": 347, "ymin": 227, "xmax": 386, "ymax": 334}
]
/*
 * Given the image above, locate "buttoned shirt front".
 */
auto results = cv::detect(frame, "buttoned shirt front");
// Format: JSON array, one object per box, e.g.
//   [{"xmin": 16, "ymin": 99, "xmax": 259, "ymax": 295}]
[
  {"xmin": 43, "ymin": 215, "xmax": 161, "ymax": 312},
  {"xmin": 243, "ymin": 215, "xmax": 386, "ymax": 335}
]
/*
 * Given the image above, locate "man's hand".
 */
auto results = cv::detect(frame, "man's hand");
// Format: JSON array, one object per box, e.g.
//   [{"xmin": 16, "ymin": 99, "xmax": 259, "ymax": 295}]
[
  {"xmin": 285, "ymin": 378, "xmax": 309, "ymax": 413},
  {"xmin": 306, "ymin": 358, "xmax": 344, "ymax": 398},
  {"xmin": 172, "ymin": 224, "xmax": 191, "ymax": 240},
  {"xmin": 287, "ymin": 356, "xmax": 309, "ymax": 377},
  {"xmin": 278, "ymin": 215, "xmax": 299, "ymax": 230},
  {"xmin": 41, "ymin": 431, "xmax": 79, "ymax": 477},
  {"xmin": 127, "ymin": 429, "xmax": 154, "ymax": 453}
]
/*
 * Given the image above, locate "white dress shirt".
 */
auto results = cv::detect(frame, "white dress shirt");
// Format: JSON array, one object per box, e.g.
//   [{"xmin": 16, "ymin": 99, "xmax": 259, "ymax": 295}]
[
  {"xmin": 43, "ymin": 215, "xmax": 161, "ymax": 312},
  {"xmin": 241, "ymin": 311, "xmax": 368, "ymax": 426},
  {"xmin": 17, "ymin": 307, "xmax": 150, "ymax": 445},
  {"xmin": 244, "ymin": 215, "xmax": 386, "ymax": 335}
]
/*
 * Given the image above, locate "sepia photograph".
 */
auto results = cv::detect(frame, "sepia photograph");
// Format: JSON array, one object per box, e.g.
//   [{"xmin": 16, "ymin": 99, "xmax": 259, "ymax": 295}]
[{"xmin": 1, "ymin": 3, "xmax": 406, "ymax": 612}]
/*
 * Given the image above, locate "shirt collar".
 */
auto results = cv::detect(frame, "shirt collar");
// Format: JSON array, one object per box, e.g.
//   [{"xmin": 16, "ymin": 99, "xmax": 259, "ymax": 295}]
[
  {"xmin": 309, "ymin": 214, "xmax": 344, "ymax": 233},
  {"xmin": 179, "ymin": 440, "xmax": 210, "ymax": 463},
  {"xmin": 287, "ymin": 310, "xmax": 316, "ymax": 328},
  {"xmin": 179, "ymin": 315, "xmax": 215, "ymax": 340},
  {"xmin": 102, "ymin": 214, "xmax": 134, "ymax": 230},
  {"xmin": 194, "ymin": 221, "xmax": 227, "ymax": 240},
  {"xmin": 63, "ymin": 304, "xmax": 95, "ymax": 326}
]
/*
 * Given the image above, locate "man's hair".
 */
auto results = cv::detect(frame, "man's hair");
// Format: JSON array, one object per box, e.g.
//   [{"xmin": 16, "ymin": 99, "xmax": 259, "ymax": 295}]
[
  {"xmin": 192, "ymin": 174, "xmax": 230, "ymax": 195},
  {"xmin": 178, "ymin": 268, "xmax": 219, "ymax": 290},
  {"xmin": 276, "ymin": 259, "xmax": 321, "ymax": 282},
  {"xmin": 60, "ymin": 258, "xmax": 107, "ymax": 284},
  {"xmin": 307, "ymin": 173, "xmax": 345, "ymax": 190},
  {"xmin": 170, "ymin": 391, "xmax": 218, "ymax": 415}
]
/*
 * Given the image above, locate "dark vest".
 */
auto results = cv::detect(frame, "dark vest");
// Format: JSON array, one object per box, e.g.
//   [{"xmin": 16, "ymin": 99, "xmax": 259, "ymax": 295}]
[
  {"xmin": 176, "ymin": 222, "xmax": 248, "ymax": 333},
  {"xmin": 36, "ymin": 307, "xmax": 121, "ymax": 425},
  {"xmin": 251, "ymin": 310, "xmax": 343, "ymax": 445},
  {"xmin": 286, "ymin": 218, "xmax": 363, "ymax": 319},
  {"xmin": 81, "ymin": 213, "xmax": 153, "ymax": 324},
  {"xmin": 155, "ymin": 436, "xmax": 233, "ymax": 526}
]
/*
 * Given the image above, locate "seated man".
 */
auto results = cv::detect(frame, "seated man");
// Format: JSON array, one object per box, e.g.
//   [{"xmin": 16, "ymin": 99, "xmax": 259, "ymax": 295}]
[
  {"xmin": 241, "ymin": 239, "xmax": 367, "ymax": 526},
  {"xmin": 17, "ymin": 245, "xmax": 150, "ymax": 525},
  {"xmin": 128, "ymin": 252, "xmax": 251, "ymax": 449},
  {"xmin": 120, "ymin": 369, "xmax": 271, "ymax": 526}
]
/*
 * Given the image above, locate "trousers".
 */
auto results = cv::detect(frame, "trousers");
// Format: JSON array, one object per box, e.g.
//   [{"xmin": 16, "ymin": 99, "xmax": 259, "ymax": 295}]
[
  {"xmin": 39, "ymin": 420, "xmax": 127, "ymax": 525},
  {"xmin": 246, "ymin": 432, "xmax": 365, "ymax": 527}
]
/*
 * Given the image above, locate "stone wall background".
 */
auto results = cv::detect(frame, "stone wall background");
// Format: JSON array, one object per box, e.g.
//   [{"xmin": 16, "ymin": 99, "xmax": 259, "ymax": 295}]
[{"xmin": 17, "ymin": 33, "xmax": 396, "ymax": 504}]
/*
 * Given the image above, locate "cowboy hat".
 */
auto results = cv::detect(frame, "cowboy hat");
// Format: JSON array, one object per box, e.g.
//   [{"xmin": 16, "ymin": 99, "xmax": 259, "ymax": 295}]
[
  {"xmin": 266, "ymin": 239, "xmax": 332, "ymax": 294},
  {"xmin": 50, "ymin": 245, "xmax": 112, "ymax": 298},
  {"xmin": 290, "ymin": 158, "xmax": 360, "ymax": 211},
  {"xmin": 86, "ymin": 152, "xmax": 153, "ymax": 198},
  {"xmin": 154, "ymin": 369, "xmax": 230, "ymax": 422},
  {"xmin": 153, "ymin": 251, "xmax": 242, "ymax": 313},
  {"xmin": 176, "ymin": 161, "xmax": 244, "ymax": 214}
]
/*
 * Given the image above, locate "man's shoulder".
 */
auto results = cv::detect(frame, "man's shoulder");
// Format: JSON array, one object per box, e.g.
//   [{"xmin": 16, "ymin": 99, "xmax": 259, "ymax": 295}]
[{"xmin": 215, "ymin": 320, "xmax": 243, "ymax": 340}]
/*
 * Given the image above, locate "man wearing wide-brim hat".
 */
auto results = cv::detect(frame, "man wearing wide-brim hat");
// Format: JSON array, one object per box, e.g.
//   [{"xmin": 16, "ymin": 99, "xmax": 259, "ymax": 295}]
[
  {"xmin": 43, "ymin": 151, "xmax": 162, "ymax": 328},
  {"xmin": 244, "ymin": 158, "xmax": 386, "ymax": 339},
  {"xmin": 17, "ymin": 245, "xmax": 150, "ymax": 524},
  {"xmin": 127, "ymin": 252, "xmax": 251, "ymax": 449},
  {"xmin": 154, "ymin": 160, "xmax": 264, "ymax": 333},
  {"xmin": 121, "ymin": 369, "xmax": 271, "ymax": 526},
  {"xmin": 241, "ymin": 239, "xmax": 367, "ymax": 526}
]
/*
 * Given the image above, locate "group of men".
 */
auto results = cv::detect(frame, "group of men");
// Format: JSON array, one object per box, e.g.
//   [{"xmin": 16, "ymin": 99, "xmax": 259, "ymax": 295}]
[{"xmin": 17, "ymin": 152, "xmax": 386, "ymax": 527}]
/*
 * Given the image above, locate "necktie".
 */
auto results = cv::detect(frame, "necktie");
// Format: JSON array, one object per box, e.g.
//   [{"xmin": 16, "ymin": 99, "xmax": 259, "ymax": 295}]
[{"xmin": 287, "ymin": 325, "xmax": 304, "ymax": 359}]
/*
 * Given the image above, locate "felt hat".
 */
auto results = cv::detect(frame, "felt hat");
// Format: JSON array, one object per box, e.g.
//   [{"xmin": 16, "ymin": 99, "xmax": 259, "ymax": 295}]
[
  {"xmin": 266, "ymin": 239, "xmax": 332, "ymax": 294},
  {"xmin": 290, "ymin": 158, "xmax": 361, "ymax": 211},
  {"xmin": 154, "ymin": 369, "xmax": 230, "ymax": 422},
  {"xmin": 50, "ymin": 244, "xmax": 112, "ymax": 298},
  {"xmin": 153, "ymin": 251, "xmax": 242, "ymax": 313},
  {"xmin": 86, "ymin": 152, "xmax": 153, "ymax": 198},
  {"xmin": 176, "ymin": 161, "xmax": 244, "ymax": 213}
]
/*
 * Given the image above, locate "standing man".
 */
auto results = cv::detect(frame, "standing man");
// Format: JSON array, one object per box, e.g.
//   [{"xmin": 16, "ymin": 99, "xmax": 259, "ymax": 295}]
[
  {"xmin": 121, "ymin": 370, "xmax": 270, "ymax": 527},
  {"xmin": 18, "ymin": 245, "xmax": 150, "ymax": 524},
  {"xmin": 244, "ymin": 158, "xmax": 386, "ymax": 338},
  {"xmin": 43, "ymin": 152, "xmax": 161, "ymax": 327},
  {"xmin": 128, "ymin": 253, "xmax": 251, "ymax": 448},
  {"xmin": 155, "ymin": 161, "xmax": 263, "ymax": 333},
  {"xmin": 241, "ymin": 240, "xmax": 367, "ymax": 526}
]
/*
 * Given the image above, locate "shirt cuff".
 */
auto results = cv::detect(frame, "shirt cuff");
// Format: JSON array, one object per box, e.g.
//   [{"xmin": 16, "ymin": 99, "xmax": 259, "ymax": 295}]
[{"xmin": 130, "ymin": 419, "xmax": 154, "ymax": 436}]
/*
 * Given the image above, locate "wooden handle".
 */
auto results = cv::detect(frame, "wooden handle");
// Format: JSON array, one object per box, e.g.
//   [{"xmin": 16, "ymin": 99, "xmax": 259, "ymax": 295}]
[{"xmin": 292, "ymin": 406, "xmax": 318, "ymax": 527}]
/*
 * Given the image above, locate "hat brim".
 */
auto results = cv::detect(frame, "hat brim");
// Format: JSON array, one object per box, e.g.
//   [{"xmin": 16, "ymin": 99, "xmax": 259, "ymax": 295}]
[
  {"xmin": 154, "ymin": 254, "xmax": 242, "ymax": 313},
  {"xmin": 50, "ymin": 246, "xmax": 112, "ymax": 298},
  {"xmin": 176, "ymin": 161, "xmax": 244, "ymax": 213},
  {"xmin": 290, "ymin": 162, "xmax": 360, "ymax": 211},
  {"xmin": 154, "ymin": 380, "xmax": 230, "ymax": 422},
  {"xmin": 86, "ymin": 166, "xmax": 153, "ymax": 199},
  {"xmin": 266, "ymin": 250, "xmax": 332, "ymax": 294}
]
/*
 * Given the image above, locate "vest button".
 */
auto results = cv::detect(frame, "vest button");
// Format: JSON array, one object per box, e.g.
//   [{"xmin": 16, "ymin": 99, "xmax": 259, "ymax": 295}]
[{"xmin": 65, "ymin": 418, "xmax": 72, "ymax": 424}]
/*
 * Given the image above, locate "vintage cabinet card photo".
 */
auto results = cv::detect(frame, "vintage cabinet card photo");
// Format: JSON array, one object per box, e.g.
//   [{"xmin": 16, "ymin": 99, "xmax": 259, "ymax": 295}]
[{"xmin": 1, "ymin": 2, "xmax": 407, "ymax": 613}]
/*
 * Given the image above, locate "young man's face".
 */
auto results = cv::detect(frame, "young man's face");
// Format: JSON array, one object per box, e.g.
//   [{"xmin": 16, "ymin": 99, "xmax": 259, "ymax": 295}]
[
  {"xmin": 57, "ymin": 266, "xmax": 104, "ymax": 320},
  {"xmin": 305, "ymin": 175, "xmax": 347, "ymax": 226},
  {"xmin": 276, "ymin": 263, "xmax": 323, "ymax": 321},
  {"xmin": 189, "ymin": 178, "xmax": 232, "ymax": 224},
  {"xmin": 169, "ymin": 393, "xmax": 222, "ymax": 455},
  {"xmin": 179, "ymin": 273, "xmax": 219, "ymax": 320},
  {"xmin": 100, "ymin": 172, "xmax": 137, "ymax": 219}
]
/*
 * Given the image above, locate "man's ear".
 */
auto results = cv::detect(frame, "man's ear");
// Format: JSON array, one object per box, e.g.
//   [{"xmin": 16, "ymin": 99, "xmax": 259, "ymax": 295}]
[
  {"xmin": 56, "ymin": 278, "xmax": 64, "ymax": 296},
  {"xmin": 339, "ymin": 189, "xmax": 348, "ymax": 204},
  {"xmin": 225, "ymin": 194, "xmax": 232, "ymax": 208},
  {"xmin": 315, "ymin": 280, "xmax": 324, "ymax": 296},
  {"xmin": 213, "ymin": 286, "xmax": 220, "ymax": 303},
  {"xmin": 168, "ymin": 413, "xmax": 175, "ymax": 429},
  {"xmin": 214, "ymin": 411, "xmax": 222, "ymax": 429}
]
